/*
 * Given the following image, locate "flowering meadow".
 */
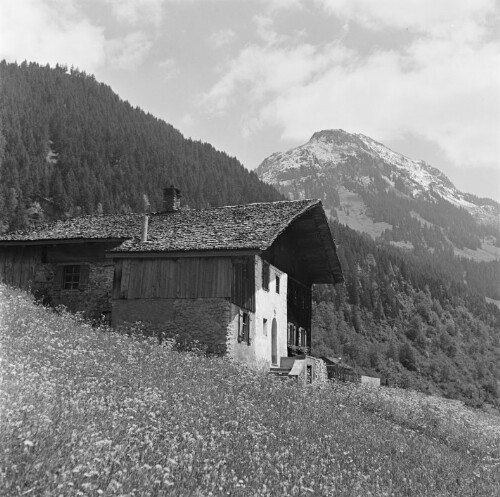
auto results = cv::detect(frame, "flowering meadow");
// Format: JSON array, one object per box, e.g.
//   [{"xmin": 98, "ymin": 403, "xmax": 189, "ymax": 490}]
[{"xmin": 1, "ymin": 284, "xmax": 500, "ymax": 496}]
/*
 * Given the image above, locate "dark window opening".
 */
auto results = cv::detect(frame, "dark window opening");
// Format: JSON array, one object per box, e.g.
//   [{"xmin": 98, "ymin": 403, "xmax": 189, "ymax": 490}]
[
  {"xmin": 299, "ymin": 327, "xmax": 307, "ymax": 347},
  {"xmin": 275, "ymin": 275, "xmax": 280, "ymax": 294},
  {"xmin": 238, "ymin": 311, "xmax": 250, "ymax": 345},
  {"xmin": 288, "ymin": 323, "xmax": 296, "ymax": 345},
  {"xmin": 63, "ymin": 265, "xmax": 80, "ymax": 290},
  {"xmin": 262, "ymin": 261, "xmax": 270, "ymax": 291}
]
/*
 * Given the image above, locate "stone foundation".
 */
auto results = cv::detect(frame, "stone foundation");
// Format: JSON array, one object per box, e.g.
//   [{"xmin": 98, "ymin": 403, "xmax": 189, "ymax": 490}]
[{"xmin": 112, "ymin": 297, "xmax": 231, "ymax": 354}]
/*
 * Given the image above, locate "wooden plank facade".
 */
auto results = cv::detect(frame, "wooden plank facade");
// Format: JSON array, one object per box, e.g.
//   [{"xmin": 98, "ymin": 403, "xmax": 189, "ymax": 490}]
[{"xmin": 112, "ymin": 256, "xmax": 248, "ymax": 301}]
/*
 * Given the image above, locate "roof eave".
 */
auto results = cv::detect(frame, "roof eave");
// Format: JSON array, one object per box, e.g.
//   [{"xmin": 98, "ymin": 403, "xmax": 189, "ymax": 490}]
[
  {"xmin": 106, "ymin": 248, "xmax": 261, "ymax": 259},
  {"xmin": 0, "ymin": 237, "xmax": 129, "ymax": 246}
]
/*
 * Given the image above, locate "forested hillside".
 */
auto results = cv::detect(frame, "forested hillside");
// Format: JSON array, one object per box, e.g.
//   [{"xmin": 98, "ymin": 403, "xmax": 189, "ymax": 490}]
[
  {"xmin": 313, "ymin": 220, "xmax": 500, "ymax": 406},
  {"xmin": 0, "ymin": 61, "xmax": 282, "ymax": 232}
]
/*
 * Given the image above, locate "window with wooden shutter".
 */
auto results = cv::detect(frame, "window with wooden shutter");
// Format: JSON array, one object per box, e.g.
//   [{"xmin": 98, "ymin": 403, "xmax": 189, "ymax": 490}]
[
  {"xmin": 53, "ymin": 266, "xmax": 64, "ymax": 290},
  {"xmin": 237, "ymin": 310, "xmax": 250, "ymax": 345},
  {"xmin": 78, "ymin": 265, "xmax": 90, "ymax": 291}
]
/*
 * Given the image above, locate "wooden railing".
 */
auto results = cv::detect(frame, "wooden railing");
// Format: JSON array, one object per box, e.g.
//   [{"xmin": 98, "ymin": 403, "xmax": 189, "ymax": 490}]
[{"xmin": 326, "ymin": 364, "xmax": 361, "ymax": 383}]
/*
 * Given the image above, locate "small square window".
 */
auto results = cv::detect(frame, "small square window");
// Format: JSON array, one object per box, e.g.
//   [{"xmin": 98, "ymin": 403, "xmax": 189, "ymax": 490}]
[
  {"xmin": 275, "ymin": 276, "xmax": 280, "ymax": 294},
  {"xmin": 63, "ymin": 265, "xmax": 80, "ymax": 290}
]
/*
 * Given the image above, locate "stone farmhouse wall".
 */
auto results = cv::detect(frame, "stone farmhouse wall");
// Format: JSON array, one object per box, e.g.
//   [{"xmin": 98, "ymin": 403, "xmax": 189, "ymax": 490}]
[{"xmin": 112, "ymin": 297, "xmax": 231, "ymax": 355}]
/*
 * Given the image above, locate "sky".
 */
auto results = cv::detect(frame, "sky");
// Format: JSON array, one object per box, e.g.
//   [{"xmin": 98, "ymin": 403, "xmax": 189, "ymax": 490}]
[{"xmin": 1, "ymin": 0, "xmax": 499, "ymax": 201}]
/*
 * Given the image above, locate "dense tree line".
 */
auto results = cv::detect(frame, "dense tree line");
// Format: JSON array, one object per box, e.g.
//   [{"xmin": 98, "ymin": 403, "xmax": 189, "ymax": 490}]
[
  {"xmin": 313, "ymin": 220, "xmax": 500, "ymax": 406},
  {"xmin": 0, "ymin": 61, "xmax": 282, "ymax": 232}
]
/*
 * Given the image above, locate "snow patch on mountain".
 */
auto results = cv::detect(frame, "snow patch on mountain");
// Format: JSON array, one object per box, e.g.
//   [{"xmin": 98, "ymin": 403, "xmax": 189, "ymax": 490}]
[{"xmin": 258, "ymin": 129, "xmax": 498, "ymax": 225}]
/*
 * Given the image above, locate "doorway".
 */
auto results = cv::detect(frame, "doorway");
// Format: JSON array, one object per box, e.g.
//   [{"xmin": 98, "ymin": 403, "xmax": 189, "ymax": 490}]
[{"xmin": 271, "ymin": 318, "xmax": 278, "ymax": 365}]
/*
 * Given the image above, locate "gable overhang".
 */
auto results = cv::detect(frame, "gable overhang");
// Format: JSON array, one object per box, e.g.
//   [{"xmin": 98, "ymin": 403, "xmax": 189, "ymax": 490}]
[{"xmin": 266, "ymin": 201, "xmax": 344, "ymax": 285}]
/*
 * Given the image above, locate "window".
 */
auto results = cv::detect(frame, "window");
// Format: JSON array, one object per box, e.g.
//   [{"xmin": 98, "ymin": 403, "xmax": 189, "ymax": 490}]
[
  {"xmin": 262, "ymin": 261, "xmax": 270, "ymax": 291},
  {"xmin": 299, "ymin": 327, "xmax": 307, "ymax": 347},
  {"xmin": 263, "ymin": 318, "xmax": 268, "ymax": 336},
  {"xmin": 287, "ymin": 323, "xmax": 296, "ymax": 346},
  {"xmin": 275, "ymin": 276, "xmax": 280, "ymax": 294},
  {"xmin": 238, "ymin": 311, "xmax": 250, "ymax": 345},
  {"xmin": 63, "ymin": 265, "xmax": 80, "ymax": 290}
]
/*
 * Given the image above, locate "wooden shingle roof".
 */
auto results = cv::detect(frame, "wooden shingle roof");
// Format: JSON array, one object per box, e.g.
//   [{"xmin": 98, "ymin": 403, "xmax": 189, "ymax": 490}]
[
  {"xmin": 0, "ymin": 213, "xmax": 142, "ymax": 242},
  {"xmin": 114, "ymin": 200, "xmax": 323, "ymax": 253},
  {"xmin": 0, "ymin": 199, "xmax": 344, "ymax": 284},
  {"xmin": 0, "ymin": 200, "xmax": 316, "ymax": 248}
]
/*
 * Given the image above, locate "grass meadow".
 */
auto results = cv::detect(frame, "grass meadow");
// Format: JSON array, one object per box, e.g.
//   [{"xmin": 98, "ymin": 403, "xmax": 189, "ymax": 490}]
[{"xmin": 1, "ymin": 283, "xmax": 500, "ymax": 496}]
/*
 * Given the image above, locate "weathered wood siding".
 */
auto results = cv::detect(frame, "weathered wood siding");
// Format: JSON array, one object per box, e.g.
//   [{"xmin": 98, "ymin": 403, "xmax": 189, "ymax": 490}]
[
  {"xmin": 0, "ymin": 246, "xmax": 42, "ymax": 289},
  {"xmin": 231, "ymin": 257, "xmax": 255, "ymax": 311},
  {"xmin": 113, "ymin": 257, "xmax": 234, "ymax": 300}
]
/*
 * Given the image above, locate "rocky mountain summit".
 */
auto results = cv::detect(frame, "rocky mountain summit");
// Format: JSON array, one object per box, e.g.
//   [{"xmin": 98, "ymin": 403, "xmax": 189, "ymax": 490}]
[{"xmin": 257, "ymin": 129, "xmax": 499, "ymax": 262}]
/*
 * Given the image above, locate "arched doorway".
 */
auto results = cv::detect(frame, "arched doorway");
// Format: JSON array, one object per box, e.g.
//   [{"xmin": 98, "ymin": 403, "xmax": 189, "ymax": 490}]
[{"xmin": 271, "ymin": 318, "xmax": 278, "ymax": 365}]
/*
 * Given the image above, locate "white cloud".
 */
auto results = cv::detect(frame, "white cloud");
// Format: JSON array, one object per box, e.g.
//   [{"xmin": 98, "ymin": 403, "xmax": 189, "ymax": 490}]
[
  {"xmin": 105, "ymin": 0, "xmax": 164, "ymax": 28},
  {"xmin": 315, "ymin": 0, "xmax": 497, "ymax": 36},
  {"xmin": 258, "ymin": 40, "xmax": 499, "ymax": 168},
  {"xmin": 158, "ymin": 57, "xmax": 179, "ymax": 80},
  {"xmin": 198, "ymin": 0, "xmax": 499, "ymax": 169},
  {"xmin": 209, "ymin": 29, "xmax": 236, "ymax": 48},
  {"xmin": 200, "ymin": 42, "xmax": 348, "ymax": 115},
  {"xmin": 0, "ymin": 0, "xmax": 106, "ymax": 72},
  {"xmin": 106, "ymin": 32, "xmax": 154, "ymax": 70}
]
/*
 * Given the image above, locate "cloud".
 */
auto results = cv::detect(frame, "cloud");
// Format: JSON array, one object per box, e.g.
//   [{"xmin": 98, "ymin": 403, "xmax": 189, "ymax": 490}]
[
  {"xmin": 105, "ymin": 0, "xmax": 164, "ymax": 28},
  {"xmin": 260, "ymin": 40, "xmax": 499, "ymax": 168},
  {"xmin": 0, "ymin": 0, "xmax": 106, "ymax": 72},
  {"xmin": 158, "ymin": 57, "xmax": 179, "ymax": 80},
  {"xmin": 199, "ymin": 0, "xmax": 499, "ymax": 169},
  {"xmin": 315, "ymin": 0, "xmax": 497, "ymax": 36},
  {"xmin": 209, "ymin": 29, "xmax": 236, "ymax": 48},
  {"xmin": 106, "ymin": 32, "xmax": 154, "ymax": 70},
  {"xmin": 200, "ymin": 42, "xmax": 348, "ymax": 115}
]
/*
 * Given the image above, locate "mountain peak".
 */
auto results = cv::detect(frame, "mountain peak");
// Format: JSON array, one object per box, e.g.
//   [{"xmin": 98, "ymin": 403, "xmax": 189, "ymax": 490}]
[
  {"xmin": 310, "ymin": 129, "xmax": 366, "ymax": 148},
  {"xmin": 256, "ymin": 129, "xmax": 499, "ymax": 233}
]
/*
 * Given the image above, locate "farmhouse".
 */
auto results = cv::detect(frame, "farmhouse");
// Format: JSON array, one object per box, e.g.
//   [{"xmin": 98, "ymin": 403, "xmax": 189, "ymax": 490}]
[{"xmin": 0, "ymin": 187, "xmax": 343, "ymax": 372}]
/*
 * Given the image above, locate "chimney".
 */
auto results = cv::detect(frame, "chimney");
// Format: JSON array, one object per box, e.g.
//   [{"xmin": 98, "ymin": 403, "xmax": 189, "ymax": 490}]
[
  {"xmin": 163, "ymin": 185, "xmax": 181, "ymax": 212},
  {"xmin": 141, "ymin": 215, "xmax": 149, "ymax": 242}
]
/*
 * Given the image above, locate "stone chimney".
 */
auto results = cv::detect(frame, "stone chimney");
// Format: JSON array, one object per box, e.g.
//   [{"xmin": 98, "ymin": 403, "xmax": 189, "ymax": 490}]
[{"xmin": 163, "ymin": 185, "xmax": 181, "ymax": 212}]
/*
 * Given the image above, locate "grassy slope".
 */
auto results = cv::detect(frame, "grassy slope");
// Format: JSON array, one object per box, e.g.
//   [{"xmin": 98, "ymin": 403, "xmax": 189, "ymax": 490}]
[{"xmin": 1, "ymin": 285, "xmax": 499, "ymax": 496}]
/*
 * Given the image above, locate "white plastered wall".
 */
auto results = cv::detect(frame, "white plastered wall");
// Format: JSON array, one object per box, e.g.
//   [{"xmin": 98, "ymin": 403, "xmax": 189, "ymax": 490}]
[
  {"xmin": 253, "ymin": 256, "xmax": 288, "ymax": 367},
  {"xmin": 226, "ymin": 256, "xmax": 288, "ymax": 370}
]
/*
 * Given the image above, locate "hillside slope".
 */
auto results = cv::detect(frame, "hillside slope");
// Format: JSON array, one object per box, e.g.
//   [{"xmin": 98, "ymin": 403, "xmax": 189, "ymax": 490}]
[
  {"xmin": 0, "ymin": 61, "xmax": 283, "ymax": 232},
  {"xmin": 2, "ymin": 284, "xmax": 499, "ymax": 496}
]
